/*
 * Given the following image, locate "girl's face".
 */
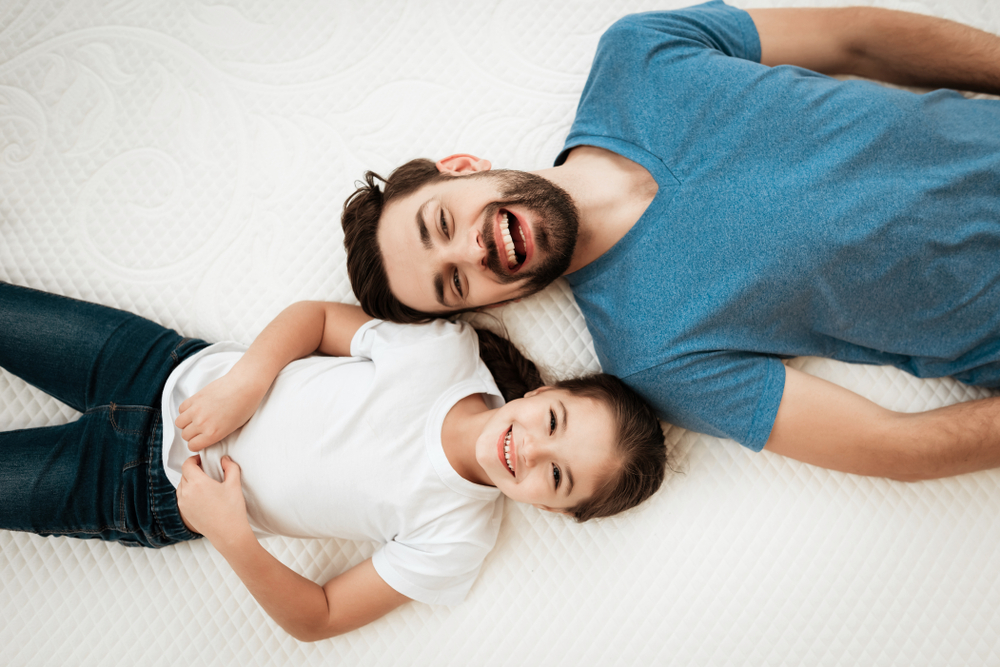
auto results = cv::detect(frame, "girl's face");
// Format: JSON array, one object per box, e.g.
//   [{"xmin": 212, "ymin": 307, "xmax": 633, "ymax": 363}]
[{"xmin": 475, "ymin": 387, "xmax": 618, "ymax": 514}]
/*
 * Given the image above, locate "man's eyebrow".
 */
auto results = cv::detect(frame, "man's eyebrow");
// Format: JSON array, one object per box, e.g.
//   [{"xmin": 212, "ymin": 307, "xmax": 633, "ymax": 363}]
[
  {"xmin": 416, "ymin": 203, "xmax": 432, "ymax": 250},
  {"xmin": 418, "ymin": 201, "xmax": 448, "ymax": 307}
]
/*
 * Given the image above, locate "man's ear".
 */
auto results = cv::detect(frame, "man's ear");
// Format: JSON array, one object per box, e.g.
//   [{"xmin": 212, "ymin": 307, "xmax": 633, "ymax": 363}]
[
  {"xmin": 437, "ymin": 154, "xmax": 492, "ymax": 175},
  {"xmin": 524, "ymin": 386, "xmax": 553, "ymax": 399}
]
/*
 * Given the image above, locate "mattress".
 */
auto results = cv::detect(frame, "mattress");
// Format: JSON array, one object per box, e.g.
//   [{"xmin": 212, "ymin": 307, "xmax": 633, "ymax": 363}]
[{"xmin": 1, "ymin": 0, "xmax": 999, "ymax": 664}]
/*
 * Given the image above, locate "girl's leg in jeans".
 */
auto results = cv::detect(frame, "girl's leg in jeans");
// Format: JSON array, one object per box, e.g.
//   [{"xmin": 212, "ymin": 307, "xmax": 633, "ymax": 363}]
[
  {"xmin": 0, "ymin": 282, "xmax": 203, "ymax": 545},
  {"xmin": 0, "ymin": 282, "xmax": 174, "ymax": 412},
  {"xmin": 0, "ymin": 414, "xmax": 152, "ymax": 540}
]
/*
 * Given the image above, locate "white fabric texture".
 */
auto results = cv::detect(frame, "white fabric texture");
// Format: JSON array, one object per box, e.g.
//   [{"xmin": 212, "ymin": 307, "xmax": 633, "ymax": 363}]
[
  {"xmin": 160, "ymin": 320, "xmax": 505, "ymax": 605},
  {"xmin": 1, "ymin": 0, "xmax": 999, "ymax": 665}
]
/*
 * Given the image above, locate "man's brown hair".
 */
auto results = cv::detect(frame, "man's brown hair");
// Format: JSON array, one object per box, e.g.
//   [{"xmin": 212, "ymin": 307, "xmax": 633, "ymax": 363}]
[{"xmin": 341, "ymin": 158, "xmax": 451, "ymax": 323}]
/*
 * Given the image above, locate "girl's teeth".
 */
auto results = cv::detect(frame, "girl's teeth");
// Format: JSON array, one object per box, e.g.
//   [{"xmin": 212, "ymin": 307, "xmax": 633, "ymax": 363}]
[{"xmin": 503, "ymin": 430, "xmax": 514, "ymax": 473}]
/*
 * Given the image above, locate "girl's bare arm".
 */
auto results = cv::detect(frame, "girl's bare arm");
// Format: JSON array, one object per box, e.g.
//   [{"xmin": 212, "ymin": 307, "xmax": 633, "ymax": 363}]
[{"xmin": 177, "ymin": 455, "xmax": 410, "ymax": 640}]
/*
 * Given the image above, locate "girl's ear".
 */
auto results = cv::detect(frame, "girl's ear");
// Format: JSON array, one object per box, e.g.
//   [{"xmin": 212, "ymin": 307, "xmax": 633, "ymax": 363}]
[
  {"xmin": 436, "ymin": 154, "xmax": 492, "ymax": 175},
  {"xmin": 523, "ymin": 385, "xmax": 553, "ymax": 399}
]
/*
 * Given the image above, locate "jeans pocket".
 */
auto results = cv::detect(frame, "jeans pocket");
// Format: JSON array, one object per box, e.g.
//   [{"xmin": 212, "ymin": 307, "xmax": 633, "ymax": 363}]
[{"xmin": 107, "ymin": 405, "xmax": 156, "ymax": 536}]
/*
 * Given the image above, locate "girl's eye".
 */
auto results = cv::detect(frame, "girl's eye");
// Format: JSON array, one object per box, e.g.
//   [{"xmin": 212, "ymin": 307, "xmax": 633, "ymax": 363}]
[
  {"xmin": 553, "ymin": 465, "xmax": 561, "ymax": 489},
  {"xmin": 440, "ymin": 210, "xmax": 448, "ymax": 238},
  {"xmin": 452, "ymin": 269, "xmax": 462, "ymax": 297},
  {"xmin": 549, "ymin": 409, "xmax": 556, "ymax": 434}
]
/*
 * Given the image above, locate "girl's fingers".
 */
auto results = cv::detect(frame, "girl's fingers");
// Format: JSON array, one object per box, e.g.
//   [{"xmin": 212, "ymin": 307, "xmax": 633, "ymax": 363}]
[
  {"xmin": 187, "ymin": 435, "xmax": 210, "ymax": 452},
  {"xmin": 180, "ymin": 455, "xmax": 204, "ymax": 482},
  {"xmin": 174, "ymin": 410, "xmax": 191, "ymax": 429},
  {"xmin": 220, "ymin": 456, "xmax": 241, "ymax": 484},
  {"xmin": 181, "ymin": 424, "xmax": 200, "ymax": 442}
]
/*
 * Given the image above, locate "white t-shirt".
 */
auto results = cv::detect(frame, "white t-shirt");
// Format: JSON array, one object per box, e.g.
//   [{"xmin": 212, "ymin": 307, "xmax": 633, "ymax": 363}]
[{"xmin": 160, "ymin": 319, "xmax": 505, "ymax": 606}]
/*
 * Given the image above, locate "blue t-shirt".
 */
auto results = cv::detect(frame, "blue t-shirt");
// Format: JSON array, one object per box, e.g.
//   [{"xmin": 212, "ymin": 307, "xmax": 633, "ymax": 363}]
[{"xmin": 559, "ymin": 1, "xmax": 1000, "ymax": 451}]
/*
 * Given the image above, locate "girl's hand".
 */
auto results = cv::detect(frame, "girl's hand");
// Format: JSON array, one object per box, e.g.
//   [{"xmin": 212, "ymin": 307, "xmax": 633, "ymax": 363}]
[
  {"xmin": 177, "ymin": 456, "xmax": 410, "ymax": 640},
  {"xmin": 176, "ymin": 455, "xmax": 252, "ymax": 544},
  {"xmin": 175, "ymin": 372, "xmax": 266, "ymax": 451},
  {"xmin": 174, "ymin": 301, "xmax": 372, "ymax": 453}
]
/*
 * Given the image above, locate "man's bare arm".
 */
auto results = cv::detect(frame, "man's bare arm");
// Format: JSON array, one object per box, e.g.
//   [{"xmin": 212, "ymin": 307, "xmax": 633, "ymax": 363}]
[
  {"xmin": 764, "ymin": 366, "xmax": 1000, "ymax": 481},
  {"xmin": 747, "ymin": 7, "xmax": 1000, "ymax": 95}
]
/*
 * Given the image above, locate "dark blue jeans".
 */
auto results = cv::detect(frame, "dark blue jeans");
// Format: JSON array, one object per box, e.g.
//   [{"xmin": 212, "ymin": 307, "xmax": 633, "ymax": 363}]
[{"xmin": 0, "ymin": 282, "xmax": 207, "ymax": 548}]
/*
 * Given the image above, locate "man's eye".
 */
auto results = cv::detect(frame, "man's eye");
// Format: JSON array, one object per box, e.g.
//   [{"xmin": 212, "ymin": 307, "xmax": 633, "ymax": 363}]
[
  {"xmin": 553, "ymin": 465, "xmax": 561, "ymax": 489},
  {"xmin": 440, "ymin": 211, "xmax": 448, "ymax": 238},
  {"xmin": 549, "ymin": 409, "xmax": 556, "ymax": 434},
  {"xmin": 452, "ymin": 269, "xmax": 463, "ymax": 297}
]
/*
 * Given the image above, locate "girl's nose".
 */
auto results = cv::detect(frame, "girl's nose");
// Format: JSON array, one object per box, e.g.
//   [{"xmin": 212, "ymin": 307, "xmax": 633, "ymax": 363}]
[{"xmin": 520, "ymin": 437, "xmax": 540, "ymax": 468}]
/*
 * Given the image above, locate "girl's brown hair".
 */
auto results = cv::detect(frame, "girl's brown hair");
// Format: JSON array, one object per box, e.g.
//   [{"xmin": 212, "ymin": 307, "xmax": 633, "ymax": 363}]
[{"xmin": 551, "ymin": 374, "xmax": 667, "ymax": 521}]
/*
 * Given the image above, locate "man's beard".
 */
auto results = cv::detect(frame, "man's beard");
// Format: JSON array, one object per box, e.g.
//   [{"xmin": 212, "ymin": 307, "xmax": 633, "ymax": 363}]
[{"xmin": 475, "ymin": 170, "xmax": 579, "ymax": 296}]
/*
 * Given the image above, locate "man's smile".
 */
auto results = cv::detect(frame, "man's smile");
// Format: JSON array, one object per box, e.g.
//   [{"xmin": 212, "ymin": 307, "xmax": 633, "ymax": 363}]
[
  {"xmin": 498, "ymin": 210, "xmax": 529, "ymax": 270},
  {"xmin": 486, "ymin": 206, "xmax": 534, "ymax": 278}
]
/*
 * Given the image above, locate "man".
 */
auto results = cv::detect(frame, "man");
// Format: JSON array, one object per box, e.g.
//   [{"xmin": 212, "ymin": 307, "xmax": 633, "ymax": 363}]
[{"xmin": 341, "ymin": 1, "xmax": 1000, "ymax": 481}]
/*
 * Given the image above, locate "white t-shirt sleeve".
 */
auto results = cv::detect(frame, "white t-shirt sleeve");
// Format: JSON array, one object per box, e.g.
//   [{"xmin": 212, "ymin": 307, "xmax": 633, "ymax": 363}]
[
  {"xmin": 352, "ymin": 318, "xmax": 467, "ymax": 360},
  {"xmin": 349, "ymin": 318, "xmax": 383, "ymax": 359},
  {"xmin": 372, "ymin": 495, "xmax": 504, "ymax": 606}
]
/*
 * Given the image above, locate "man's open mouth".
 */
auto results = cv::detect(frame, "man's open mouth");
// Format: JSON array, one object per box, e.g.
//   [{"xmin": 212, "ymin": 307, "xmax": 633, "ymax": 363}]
[{"xmin": 500, "ymin": 210, "xmax": 527, "ymax": 270}]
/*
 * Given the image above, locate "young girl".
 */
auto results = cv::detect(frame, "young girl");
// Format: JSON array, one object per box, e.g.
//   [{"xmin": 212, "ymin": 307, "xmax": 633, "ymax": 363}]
[{"xmin": 0, "ymin": 281, "xmax": 666, "ymax": 641}]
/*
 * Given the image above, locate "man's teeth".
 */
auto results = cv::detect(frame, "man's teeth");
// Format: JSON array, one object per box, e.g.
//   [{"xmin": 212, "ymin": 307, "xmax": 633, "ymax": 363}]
[
  {"xmin": 500, "ymin": 212, "xmax": 524, "ymax": 269},
  {"xmin": 503, "ymin": 430, "xmax": 514, "ymax": 474}
]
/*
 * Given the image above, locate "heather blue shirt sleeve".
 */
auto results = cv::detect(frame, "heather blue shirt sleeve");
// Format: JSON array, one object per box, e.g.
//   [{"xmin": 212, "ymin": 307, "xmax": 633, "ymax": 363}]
[{"xmin": 618, "ymin": 0, "xmax": 760, "ymax": 60}]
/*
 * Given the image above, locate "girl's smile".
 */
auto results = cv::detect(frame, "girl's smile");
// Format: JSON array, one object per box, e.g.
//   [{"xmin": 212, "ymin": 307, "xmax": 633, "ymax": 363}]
[{"xmin": 498, "ymin": 426, "xmax": 515, "ymax": 475}]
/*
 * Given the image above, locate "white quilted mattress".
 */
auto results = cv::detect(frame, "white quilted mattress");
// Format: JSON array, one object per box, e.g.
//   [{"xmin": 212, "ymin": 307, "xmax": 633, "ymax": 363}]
[{"xmin": 2, "ymin": 0, "xmax": 999, "ymax": 665}]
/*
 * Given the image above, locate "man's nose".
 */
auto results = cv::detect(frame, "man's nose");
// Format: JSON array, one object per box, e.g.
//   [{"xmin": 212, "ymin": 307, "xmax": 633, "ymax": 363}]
[{"xmin": 459, "ymin": 224, "xmax": 487, "ymax": 269}]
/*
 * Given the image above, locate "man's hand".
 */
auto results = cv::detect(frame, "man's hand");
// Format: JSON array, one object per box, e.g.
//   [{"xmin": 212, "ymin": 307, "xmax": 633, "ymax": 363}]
[
  {"xmin": 176, "ymin": 455, "xmax": 252, "ymax": 542},
  {"xmin": 175, "ymin": 371, "xmax": 267, "ymax": 451}
]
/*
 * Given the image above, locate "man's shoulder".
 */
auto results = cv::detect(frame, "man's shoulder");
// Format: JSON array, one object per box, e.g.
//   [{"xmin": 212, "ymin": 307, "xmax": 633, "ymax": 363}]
[
  {"xmin": 595, "ymin": 2, "xmax": 759, "ymax": 63},
  {"xmin": 593, "ymin": 12, "xmax": 663, "ymax": 58}
]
